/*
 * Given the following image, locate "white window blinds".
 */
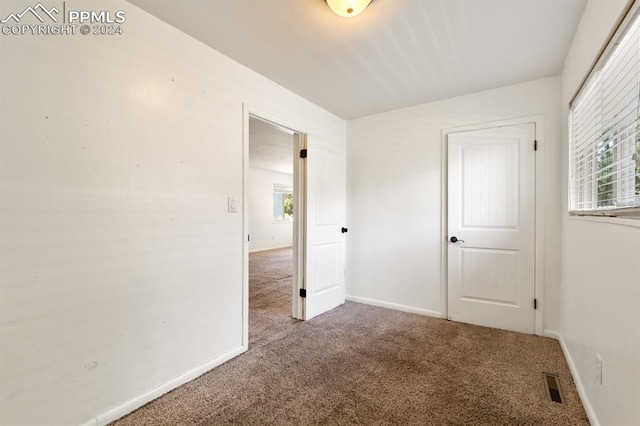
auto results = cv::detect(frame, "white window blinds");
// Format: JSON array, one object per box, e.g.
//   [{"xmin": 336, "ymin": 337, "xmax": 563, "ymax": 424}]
[{"xmin": 570, "ymin": 12, "xmax": 640, "ymax": 215}]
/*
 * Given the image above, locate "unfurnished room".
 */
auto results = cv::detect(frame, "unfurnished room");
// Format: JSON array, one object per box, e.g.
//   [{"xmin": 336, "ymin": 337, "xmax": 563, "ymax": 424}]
[{"xmin": 0, "ymin": 0, "xmax": 639, "ymax": 425}]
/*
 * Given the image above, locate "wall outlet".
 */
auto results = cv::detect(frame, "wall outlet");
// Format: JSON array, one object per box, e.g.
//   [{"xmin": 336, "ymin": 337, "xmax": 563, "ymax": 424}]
[{"xmin": 595, "ymin": 354, "xmax": 603, "ymax": 385}]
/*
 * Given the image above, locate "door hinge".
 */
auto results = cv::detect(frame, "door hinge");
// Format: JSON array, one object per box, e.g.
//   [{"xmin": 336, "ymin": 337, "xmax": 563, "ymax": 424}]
[
  {"xmin": 534, "ymin": 140, "xmax": 538, "ymax": 151},
  {"xmin": 299, "ymin": 288, "xmax": 307, "ymax": 298},
  {"xmin": 534, "ymin": 298, "xmax": 538, "ymax": 310},
  {"xmin": 248, "ymin": 234, "xmax": 250, "ymax": 242},
  {"xmin": 300, "ymin": 149, "xmax": 308, "ymax": 158}
]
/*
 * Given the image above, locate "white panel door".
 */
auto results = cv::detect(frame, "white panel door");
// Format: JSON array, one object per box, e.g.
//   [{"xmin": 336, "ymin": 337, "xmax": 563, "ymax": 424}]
[
  {"xmin": 304, "ymin": 144, "xmax": 346, "ymax": 320},
  {"xmin": 447, "ymin": 124, "xmax": 535, "ymax": 334}
]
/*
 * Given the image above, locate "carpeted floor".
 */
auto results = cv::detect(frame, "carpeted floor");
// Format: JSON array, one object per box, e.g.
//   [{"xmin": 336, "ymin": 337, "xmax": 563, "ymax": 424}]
[
  {"xmin": 112, "ymin": 247, "xmax": 589, "ymax": 426},
  {"xmin": 247, "ymin": 248, "xmax": 297, "ymax": 349}
]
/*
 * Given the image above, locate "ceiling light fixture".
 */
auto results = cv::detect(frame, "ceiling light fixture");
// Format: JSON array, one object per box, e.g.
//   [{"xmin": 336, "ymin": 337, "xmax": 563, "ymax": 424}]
[{"xmin": 325, "ymin": 0, "xmax": 373, "ymax": 18}]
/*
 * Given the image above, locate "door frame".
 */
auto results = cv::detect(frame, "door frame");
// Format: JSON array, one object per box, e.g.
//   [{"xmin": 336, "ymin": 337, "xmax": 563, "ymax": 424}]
[
  {"xmin": 440, "ymin": 115, "xmax": 545, "ymax": 336},
  {"xmin": 242, "ymin": 104, "xmax": 307, "ymax": 349}
]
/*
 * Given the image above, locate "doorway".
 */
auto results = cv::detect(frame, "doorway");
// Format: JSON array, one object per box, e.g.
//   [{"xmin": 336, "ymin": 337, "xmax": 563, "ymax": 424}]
[
  {"xmin": 244, "ymin": 114, "xmax": 306, "ymax": 348},
  {"xmin": 446, "ymin": 122, "xmax": 537, "ymax": 334},
  {"xmin": 242, "ymin": 106, "xmax": 348, "ymax": 348}
]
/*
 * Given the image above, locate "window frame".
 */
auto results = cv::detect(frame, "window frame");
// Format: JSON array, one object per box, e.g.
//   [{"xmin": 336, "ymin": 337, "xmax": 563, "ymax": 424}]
[{"xmin": 569, "ymin": 0, "xmax": 640, "ymax": 219}]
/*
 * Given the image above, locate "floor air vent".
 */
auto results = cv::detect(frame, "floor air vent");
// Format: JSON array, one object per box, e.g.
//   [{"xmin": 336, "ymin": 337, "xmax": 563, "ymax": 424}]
[{"xmin": 544, "ymin": 373, "xmax": 563, "ymax": 404}]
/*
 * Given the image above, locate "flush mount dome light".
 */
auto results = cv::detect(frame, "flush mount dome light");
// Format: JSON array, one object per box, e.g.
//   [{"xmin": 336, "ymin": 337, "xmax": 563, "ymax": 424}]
[{"xmin": 325, "ymin": 0, "xmax": 373, "ymax": 18}]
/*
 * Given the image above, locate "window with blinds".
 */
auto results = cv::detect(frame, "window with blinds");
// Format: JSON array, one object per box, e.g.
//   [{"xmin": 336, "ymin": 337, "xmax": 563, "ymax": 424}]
[{"xmin": 570, "ymin": 10, "xmax": 640, "ymax": 216}]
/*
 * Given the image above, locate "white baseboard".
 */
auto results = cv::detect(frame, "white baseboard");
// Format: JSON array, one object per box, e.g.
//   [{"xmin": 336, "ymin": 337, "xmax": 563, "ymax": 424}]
[
  {"xmin": 79, "ymin": 345, "xmax": 247, "ymax": 426},
  {"xmin": 249, "ymin": 245, "xmax": 293, "ymax": 254},
  {"xmin": 543, "ymin": 329, "xmax": 561, "ymax": 341},
  {"xmin": 544, "ymin": 330, "xmax": 599, "ymax": 426},
  {"xmin": 346, "ymin": 295, "xmax": 444, "ymax": 319}
]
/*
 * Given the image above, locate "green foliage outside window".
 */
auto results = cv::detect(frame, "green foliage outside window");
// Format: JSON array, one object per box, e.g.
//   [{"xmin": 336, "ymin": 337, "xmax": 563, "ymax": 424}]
[
  {"xmin": 636, "ymin": 140, "xmax": 640, "ymax": 197},
  {"xmin": 596, "ymin": 119, "xmax": 640, "ymax": 207},
  {"xmin": 283, "ymin": 193, "xmax": 293, "ymax": 218},
  {"xmin": 596, "ymin": 138, "xmax": 614, "ymax": 207}
]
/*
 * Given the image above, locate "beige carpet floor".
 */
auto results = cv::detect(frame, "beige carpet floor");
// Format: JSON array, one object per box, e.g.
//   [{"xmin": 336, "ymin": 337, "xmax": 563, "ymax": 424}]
[{"xmin": 112, "ymin": 247, "xmax": 589, "ymax": 426}]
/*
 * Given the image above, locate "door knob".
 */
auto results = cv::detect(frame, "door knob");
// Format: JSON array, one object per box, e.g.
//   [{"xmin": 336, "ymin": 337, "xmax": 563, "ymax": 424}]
[
  {"xmin": 450, "ymin": 236, "xmax": 464, "ymax": 243},
  {"xmin": 341, "ymin": 227, "xmax": 348, "ymax": 233}
]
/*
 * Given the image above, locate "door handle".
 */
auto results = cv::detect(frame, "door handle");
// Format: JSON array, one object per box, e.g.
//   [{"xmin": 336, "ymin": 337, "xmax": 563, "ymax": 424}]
[
  {"xmin": 341, "ymin": 227, "xmax": 349, "ymax": 233},
  {"xmin": 450, "ymin": 236, "xmax": 464, "ymax": 243}
]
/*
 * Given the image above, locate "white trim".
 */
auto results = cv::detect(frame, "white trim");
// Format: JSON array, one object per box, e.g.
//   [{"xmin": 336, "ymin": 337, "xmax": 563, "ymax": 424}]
[
  {"xmin": 568, "ymin": 214, "xmax": 640, "ymax": 229},
  {"xmin": 346, "ymin": 295, "xmax": 444, "ymax": 319},
  {"xmin": 249, "ymin": 245, "xmax": 293, "ymax": 254},
  {"xmin": 544, "ymin": 330, "xmax": 601, "ymax": 426},
  {"xmin": 441, "ymin": 115, "xmax": 546, "ymax": 336},
  {"xmin": 293, "ymin": 132, "xmax": 307, "ymax": 321},
  {"xmin": 242, "ymin": 105, "xmax": 250, "ymax": 348},
  {"xmin": 79, "ymin": 345, "xmax": 247, "ymax": 426},
  {"xmin": 534, "ymin": 117, "xmax": 546, "ymax": 337}
]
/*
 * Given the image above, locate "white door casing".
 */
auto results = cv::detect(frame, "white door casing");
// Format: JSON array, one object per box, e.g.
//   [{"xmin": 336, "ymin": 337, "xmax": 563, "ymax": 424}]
[
  {"xmin": 303, "ymin": 144, "xmax": 346, "ymax": 320},
  {"xmin": 447, "ymin": 123, "xmax": 536, "ymax": 334},
  {"xmin": 292, "ymin": 133, "xmax": 306, "ymax": 321}
]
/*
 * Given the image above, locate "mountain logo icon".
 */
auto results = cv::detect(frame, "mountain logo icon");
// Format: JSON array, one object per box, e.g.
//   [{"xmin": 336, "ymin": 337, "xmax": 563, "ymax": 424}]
[{"xmin": 1, "ymin": 3, "xmax": 59, "ymax": 24}]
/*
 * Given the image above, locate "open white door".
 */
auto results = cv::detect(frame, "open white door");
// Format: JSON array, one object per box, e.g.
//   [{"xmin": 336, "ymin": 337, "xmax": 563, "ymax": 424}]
[
  {"xmin": 447, "ymin": 123, "xmax": 536, "ymax": 334},
  {"xmin": 302, "ymin": 141, "xmax": 346, "ymax": 320}
]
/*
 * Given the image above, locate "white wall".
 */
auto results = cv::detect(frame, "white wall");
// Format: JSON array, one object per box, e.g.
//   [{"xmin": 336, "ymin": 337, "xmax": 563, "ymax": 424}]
[
  {"xmin": 248, "ymin": 167, "xmax": 293, "ymax": 252},
  {"xmin": 0, "ymin": 1, "xmax": 345, "ymax": 424},
  {"xmin": 558, "ymin": 1, "xmax": 640, "ymax": 425},
  {"xmin": 346, "ymin": 76, "xmax": 562, "ymax": 324}
]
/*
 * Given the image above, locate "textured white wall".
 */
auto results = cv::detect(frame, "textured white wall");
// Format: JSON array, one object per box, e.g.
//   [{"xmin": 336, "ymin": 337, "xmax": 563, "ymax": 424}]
[
  {"xmin": 0, "ymin": 1, "xmax": 344, "ymax": 425},
  {"xmin": 346, "ymin": 76, "xmax": 562, "ymax": 323},
  {"xmin": 248, "ymin": 168, "xmax": 293, "ymax": 252},
  {"xmin": 559, "ymin": 1, "xmax": 640, "ymax": 425}
]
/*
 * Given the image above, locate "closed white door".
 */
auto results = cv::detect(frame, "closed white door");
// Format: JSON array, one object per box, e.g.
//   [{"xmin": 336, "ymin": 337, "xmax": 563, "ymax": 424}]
[
  {"xmin": 303, "ymin": 144, "xmax": 346, "ymax": 320},
  {"xmin": 447, "ymin": 123, "xmax": 536, "ymax": 334}
]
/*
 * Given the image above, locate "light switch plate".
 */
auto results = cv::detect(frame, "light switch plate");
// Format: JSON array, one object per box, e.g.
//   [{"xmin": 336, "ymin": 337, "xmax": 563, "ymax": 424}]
[
  {"xmin": 228, "ymin": 196, "xmax": 237, "ymax": 213},
  {"xmin": 595, "ymin": 354, "xmax": 603, "ymax": 385}
]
